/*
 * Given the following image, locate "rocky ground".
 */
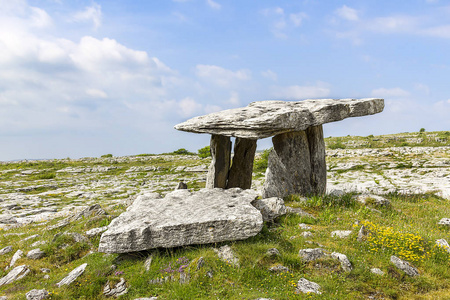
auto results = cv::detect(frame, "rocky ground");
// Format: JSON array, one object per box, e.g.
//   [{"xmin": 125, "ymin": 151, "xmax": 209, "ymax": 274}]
[{"xmin": 0, "ymin": 131, "xmax": 449, "ymax": 299}]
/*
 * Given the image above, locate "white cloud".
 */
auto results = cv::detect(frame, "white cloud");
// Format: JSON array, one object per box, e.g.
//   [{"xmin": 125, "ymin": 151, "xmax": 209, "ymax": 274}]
[
  {"xmin": 290, "ymin": 12, "xmax": 307, "ymax": 27},
  {"xmin": 204, "ymin": 104, "xmax": 222, "ymax": 113},
  {"xmin": 196, "ymin": 65, "xmax": 251, "ymax": 87},
  {"xmin": 271, "ymin": 83, "xmax": 331, "ymax": 99},
  {"xmin": 261, "ymin": 69, "xmax": 277, "ymax": 81},
  {"xmin": 86, "ymin": 88, "xmax": 108, "ymax": 98},
  {"xmin": 206, "ymin": 0, "xmax": 221, "ymax": 10},
  {"xmin": 414, "ymin": 83, "xmax": 430, "ymax": 94},
  {"xmin": 371, "ymin": 87, "xmax": 410, "ymax": 98},
  {"xmin": 335, "ymin": 5, "xmax": 359, "ymax": 21},
  {"xmin": 72, "ymin": 3, "xmax": 102, "ymax": 29},
  {"xmin": 370, "ymin": 16, "xmax": 418, "ymax": 33},
  {"xmin": 420, "ymin": 25, "xmax": 450, "ymax": 38},
  {"xmin": 228, "ymin": 91, "xmax": 240, "ymax": 106},
  {"xmin": 178, "ymin": 97, "xmax": 203, "ymax": 117},
  {"xmin": 30, "ymin": 7, "xmax": 52, "ymax": 28}
]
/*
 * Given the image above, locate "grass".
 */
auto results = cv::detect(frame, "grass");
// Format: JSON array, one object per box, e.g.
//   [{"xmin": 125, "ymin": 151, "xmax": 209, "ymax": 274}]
[{"xmin": 0, "ymin": 131, "xmax": 448, "ymax": 299}]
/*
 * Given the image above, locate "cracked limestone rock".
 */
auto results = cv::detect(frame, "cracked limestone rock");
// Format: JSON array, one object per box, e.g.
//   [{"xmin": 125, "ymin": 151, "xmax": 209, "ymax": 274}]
[
  {"xmin": 438, "ymin": 218, "xmax": 450, "ymax": 226},
  {"xmin": 331, "ymin": 230, "xmax": 352, "ymax": 238},
  {"xmin": 0, "ymin": 265, "xmax": 30, "ymax": 286},
  {"xmin": 331, "ymin": 252, "xmax": 352, "ymax": 272},
  {"xmin": 56, "ymin": 263, "xmax": 87, "ymax": 287},
  {"xmin": 99, "ymin": 189, "xmax": 263, "ymax": 253},
  {"xmin": 103, "ymin": 277, "xmax": 128, "ymax": 297},
  {"xmin": 298, "ymin": 248, "xmax": 326, "ymax": 261},
  {"xmin": 390, "ymin": 256, "xmax": 419, "ymax": 277},
  {"xmin": 26, "ymin": 289, "xmax": 49, "ymax": 300},
  {"xmin": 27, "ymin": 248, "xmax": 45, "ymax": 260},
  {"xmin": 295, "ymin": 278, "xmax": 322, "ymax": 295}
]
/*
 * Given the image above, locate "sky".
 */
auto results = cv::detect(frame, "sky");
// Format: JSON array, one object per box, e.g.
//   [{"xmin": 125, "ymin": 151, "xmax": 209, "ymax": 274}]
[{"xmin": 0, "ymin": 0, "xmax": 449, "ymax": 160}]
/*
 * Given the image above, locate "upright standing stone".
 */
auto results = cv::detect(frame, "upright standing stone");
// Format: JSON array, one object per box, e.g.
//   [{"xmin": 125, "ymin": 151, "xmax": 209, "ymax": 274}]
[
  {"xmin": 263, "ymin": 131, "xmax": 313, "ymax": 198},
  {"xmin": 206, "ymin": 135, "xmax": 231, "ymax": 188},
  {"xmin": 306, "ymin": 125, "xmax": 326, "ymax": 194},
  {"xmin": 227, "ymin": 138, "xmax": 257, "ymax": 189}
]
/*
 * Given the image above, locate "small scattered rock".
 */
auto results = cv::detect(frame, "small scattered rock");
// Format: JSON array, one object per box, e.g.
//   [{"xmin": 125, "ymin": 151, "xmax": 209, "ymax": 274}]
[
  {"xmin": 331, "ymin": 252, "xmax": 352, "ymax": 272},
  {"xmin": 196, "ymin": 257, "xmax": 205, "ymax": 270},
  {"xmin": 214, "ymin": 245, "xmax": 239, "ymax": 267},
  {"xmin": 390, "ymin": 255, "xmax": 419, "ymax": 277},
  {"xmin": 0, "ymin": 246, "xmax": 13, "ymax": 255},
  {"xmin": 175, "ymin": 182, "xmax": 188, "ymax": 190},
  {"xmin": 251, "ymin": 197, "xmax": 286, "ymax": 222},
  {"xmin": 0, "ymin": 265, "xmax": 30, "ymax": 286},
  {"xmin": 26, "ymin": 289, "xmax": 49, "ymax": 300},
  {"xmin": 20, "ymin": 234, "xmax": 40, "ymax": 242},
  {"xmin": 31, "ymin": 241, "xmax": 46, "ymax": 248},
  {"xmin": 301, "ymin": 231, "xmax": 313, "ymax": 238},
  {"xmin": 331, "ymin": 230, "xmax": 352, "ymax": 238},
  {"xmin": 266, "ymin": 248, "xmax": 280, "ymax": 257},
  {"xmin": 103, "ymin": 278, "xmax": 128, "ymax": 297},
  {"xmin": 295, "ymin": 278, "xmax": 322, "ymax": 294},
  {"xmin": 27, "ymin": 248, "xmax": 45, "ymax": 260},
  {"xmin": 357, "ymin": 225, "xmax": 367, "ymax": 242},
  {"xmin": 86, "ymin": 226, "xmax": 108, "ymax": 237},
  {"xmin": 268, "ymin": 264, "xmax": 290, "ymax": 273},
  {"xmin": 298, "ymin": 223, "xmax": 312, "ymax": 230},
  {"xmin": 56, "ymin": 263, "xmax": 87, "ymax": 287},
  {"xmin": 354, "ymin": 194, "xmax": 390, "ymax": 206},
  {"xmin": 436, "ymin": 239, "xmax": 450, "ymax": 253},
  {"xmin": 438, "ymin": 218, "xmax": 450, "ymax": 226},
  {"xmin": 286, "ymin": 206, "xmax": 316, "ymax": 219},
  {"xmin": 144, "ymin": 255, "xmax": 153, "ymax": 271},
  {"xmin": 7, "ymin": 249, "xmax": 23, "ymax": 270},
  {"xmin": 40, "ymin": 268, "xmax": 51, "ymax": 273},
  {"xmin": 370, "ymin": 268, "xmax": 384, "ymax": 275},
  {"xmin": 298, "ymin": 248, "xmax": 325, "ymax": 261}
]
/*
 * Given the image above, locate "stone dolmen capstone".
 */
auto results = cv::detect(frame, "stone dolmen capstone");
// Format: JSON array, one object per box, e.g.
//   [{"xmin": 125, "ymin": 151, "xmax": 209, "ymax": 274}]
[{"xmin": 175, "ymin": 98, "xmax": 384, "ymax": 197}]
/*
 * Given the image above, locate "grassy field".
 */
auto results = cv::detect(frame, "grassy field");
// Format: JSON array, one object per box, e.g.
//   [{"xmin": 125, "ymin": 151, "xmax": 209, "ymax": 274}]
[{"xmin": 0, "ymin": 131, "xmax": 449, "ymax": 299}]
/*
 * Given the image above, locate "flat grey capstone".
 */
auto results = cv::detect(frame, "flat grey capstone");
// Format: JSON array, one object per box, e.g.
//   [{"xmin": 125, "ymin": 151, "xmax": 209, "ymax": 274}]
[
  {"xmin": 175, "ymin": 98, "xmax": 384, "ymax": 139},
  {"xmin": 98, "ymin": 189, "xmax": 263, "ymax": 253}
]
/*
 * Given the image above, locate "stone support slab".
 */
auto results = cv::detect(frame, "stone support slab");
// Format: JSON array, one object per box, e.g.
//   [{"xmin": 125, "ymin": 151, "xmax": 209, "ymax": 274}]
[
  {"xmin": 227, "ymin": 138, "xmax": 257, "ymax": 189},
  {"xmin": 206, "ymin": 135, "xmax": 231, "ymax": 188},
  {"xmin": 262, "ymin": 125, "xmax": 326, "ymax": 198}
]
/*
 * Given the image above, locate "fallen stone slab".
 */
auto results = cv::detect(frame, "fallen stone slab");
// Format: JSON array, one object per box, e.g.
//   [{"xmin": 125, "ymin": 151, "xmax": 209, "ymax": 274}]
[
  {"xmin": 56, "ymin": 263, "xmax": 87, "ymax": 287},
  {"xmin": 295, "ymin": 278, "xmax": 322, "ymax": 295},
  {"xmin": 98, "ymin": 189, "xmax": 263, "ymax": 253},
  {"xmin": 175, "ymin": 98, "xmax": 384, "ymax": 139},
  {"xmin": 26, "ymin": 289, "xmax": 49, "ymax": 300},
  {"xmin": 390, "ymin": 255, "xmax": 419, "ymax": 277},
  {"xmin": 0, "ymin": 265, "xmax": 30, "ymax": 286}
]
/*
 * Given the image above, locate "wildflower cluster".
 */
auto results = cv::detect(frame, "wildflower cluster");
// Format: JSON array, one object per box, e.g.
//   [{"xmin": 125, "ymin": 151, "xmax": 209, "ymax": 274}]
[
  {"xmin": 361, "ymin": 221, "xmax": 426, "ymax": 262},
  {"xmin": 159, "ymin": 256, "xmax": 190, "ymax": 274}
]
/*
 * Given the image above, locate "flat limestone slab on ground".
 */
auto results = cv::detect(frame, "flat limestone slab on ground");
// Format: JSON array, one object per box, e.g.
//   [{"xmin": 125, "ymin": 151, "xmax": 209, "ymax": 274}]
[{"xmin": 98, "ymin": 188, "xmax": 263, "ymax": 253}]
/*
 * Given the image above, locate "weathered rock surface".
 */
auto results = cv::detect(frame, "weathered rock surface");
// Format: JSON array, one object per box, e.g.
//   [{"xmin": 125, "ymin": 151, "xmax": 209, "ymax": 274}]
[
  {"xmin": 331, "ymin": 230, "xmax": 352, "ymax": 238},
  {"xmin": 214, "ymin": 245, "xmax": 240, "ymax": 267},
  {"xmin": 390, "ymin": 256, "xmax": 419, "ymax": 276},
  {"xmin": 0, "ymin": 246, "xmax": 12, "ymax": 255},
  {"xmin": 298, "ymin": 248, "xmax": 326, "ymax": 261},
  {"xmin": 0, "ymin": 265, "xmax": 30, "ymax": 286},
  {"xmin": 56, "ymin": 263, "xmax": 87, "ymax": 287},
  {"xmin": 206, "ymin": 135, "xmax": 231, "ymax": 188},
  {"xmin": 370, "ymin": 268, "xmax": 384, "ymax": 275},
  {"xmin": 27, "ymin": 248, "xmax": 45, "ymax": 260},
  {"xmin": 262, "ymin": 128, "xmax": 326, "ymax": 198},
  {"xmin": 438, "ymin": 218, "xmax": 450, "ymax": 226},
  {"xmin": 26, "ymin": 289, "xmax": 49, "ymax": 300},
  {"xmin": 251, "ymin": 197, "xmax": 286, "ymax": 222},
  {"xmin": 226, "ymin": 138, "xmax": 257, "ymax": 189},
  {"xmin": 103, "ymin": 278, "xmax": 128, "ymax": 297},
  {"xmin": 98, "ymin": 189, "xmax": 263, "ymax": 253},
  {"xmin": 7, "ymin": 249, "xmax": 23, "ymax": 269},
  {"xmin": 175, "ymin": 98, "xmax": 384, "ymax": 139},
  {"xmin": 354, "ymin": 194, "xmax": 390, "ymax": 206},
  {"xmin": 295, "ymin": 278, "xmax": 322, "ymax": 294},
  {"xmin": 331, "ymin": 252, "xmax": 352, "ymax": 272}
]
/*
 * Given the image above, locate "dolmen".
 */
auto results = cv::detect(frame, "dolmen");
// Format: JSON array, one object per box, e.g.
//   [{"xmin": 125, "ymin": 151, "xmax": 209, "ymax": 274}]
[{"xmin": 175, "ymin": 98, "xmax": 384, "ymax": 198}]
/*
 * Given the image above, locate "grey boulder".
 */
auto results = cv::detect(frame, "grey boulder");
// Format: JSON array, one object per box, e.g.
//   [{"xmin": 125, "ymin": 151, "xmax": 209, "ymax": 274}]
[
  {"xmin": 27, "ymin": 248, "xmax": 45, "ymax": 260},
  {"xmin": 295, "ymin": 278, "xmax": 322, "ymax": 295},
  {"xmin": 251, "ymin": 197, "xmax": 286, "ymax": 222},
  {"xmin": 98, "ymin": 188, "xmax": 263, "ymax": 253},
  {"xmin": 298, "ymin": 248, "xmax": 326, "ymax": 261},
  {"xmin": 390, "ymin": 255, "xmax": 419, "ymax": 276},
  {"xmin": 26, "ymin": 289, "xmax": 49, "ymax": 300}
]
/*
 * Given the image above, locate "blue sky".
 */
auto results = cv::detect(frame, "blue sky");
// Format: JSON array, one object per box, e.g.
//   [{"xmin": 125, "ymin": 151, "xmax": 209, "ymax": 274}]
[{"xmin": 0, "ymin": 0, "xmax": 449, "ymax": 160}]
